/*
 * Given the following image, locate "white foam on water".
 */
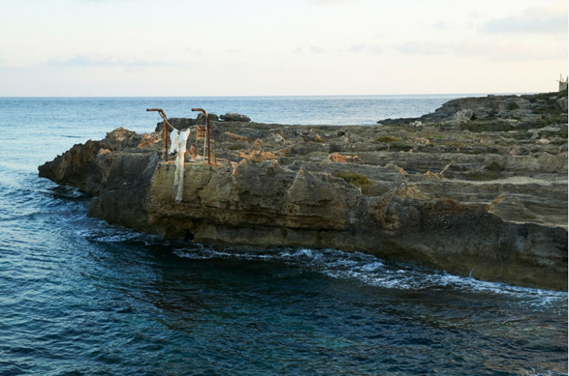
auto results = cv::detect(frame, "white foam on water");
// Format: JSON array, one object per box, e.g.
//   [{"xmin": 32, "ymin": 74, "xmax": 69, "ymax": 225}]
[
  {"xmin": 524, "ymin": 369, "xmax": 568, "ymax": 376},
  {"xmin": 173, "ymin": 246, "xmax": 566, "ymax": 305},
  {"xmin": 68, "ymin": 216, "xmax": 566, "ymax": 307},
  {"xmin": 72, "ymin": 220, "xmax": 162, "ymax": 245}
]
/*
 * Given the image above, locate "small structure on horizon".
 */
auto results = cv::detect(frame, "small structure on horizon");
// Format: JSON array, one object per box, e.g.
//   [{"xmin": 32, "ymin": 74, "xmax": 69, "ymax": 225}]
[{"xmin": 557, "ymin": 74, "xmax": 568, "ymax": 91}]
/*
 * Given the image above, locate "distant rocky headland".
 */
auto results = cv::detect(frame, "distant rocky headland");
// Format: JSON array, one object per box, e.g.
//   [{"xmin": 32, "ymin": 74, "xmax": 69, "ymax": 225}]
[{"xmin": 39, "ymin": 91, "xmax": 568, "ymax": 291}]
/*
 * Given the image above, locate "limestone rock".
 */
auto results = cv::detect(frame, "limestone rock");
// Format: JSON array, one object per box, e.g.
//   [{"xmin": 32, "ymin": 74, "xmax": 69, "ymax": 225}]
[
  {"xmin": 377, "ymin": 92, "xmax": 567, "ymax": 127},
  {"xmin": 155, "ymin": 118, "xmax": 194, "ymax": 132},
  {"xmin": 197, "ymin": 113, "xmax": 219, "ymax": 123},
  {"xmin": 454, "ymin": 109, "xmax": 473, "ymax": 122},
  {"xmin": 557, "ymin": 97, "xmax": 568, "ymax": 111},
  {"xmin": 220, "ymin": 113, "xmax": 251, "ymax": 122},
  {"xmin": 38, "ymin": 92, "xmax": 569, "ymax": 291}
]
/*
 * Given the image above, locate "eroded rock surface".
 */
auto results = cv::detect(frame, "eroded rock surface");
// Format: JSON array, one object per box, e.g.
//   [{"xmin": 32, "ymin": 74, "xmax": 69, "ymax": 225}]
[
  {"xmin": 379, "ymin": 90, "xmax": 568, "ymax": 129},
  {"xmin": 39, "ymin": 92, "xmax": 568, "ymax": 291}
]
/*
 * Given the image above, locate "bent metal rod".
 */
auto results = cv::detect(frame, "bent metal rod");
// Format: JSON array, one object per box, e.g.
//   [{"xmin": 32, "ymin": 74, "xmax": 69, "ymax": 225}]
[
  {"xmin": 147, "ymin": 108, "xmax": 214, "ymax": 165},
  {"xmin": 146, "ymin": 108, "xmax": 174, "ymax": 162}
]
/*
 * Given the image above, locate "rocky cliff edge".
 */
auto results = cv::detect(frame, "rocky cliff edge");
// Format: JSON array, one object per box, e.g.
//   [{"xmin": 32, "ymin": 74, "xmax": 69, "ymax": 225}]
[{"xmin": 39, "ymin": 93, "xmax": 568, "ymax": 291}]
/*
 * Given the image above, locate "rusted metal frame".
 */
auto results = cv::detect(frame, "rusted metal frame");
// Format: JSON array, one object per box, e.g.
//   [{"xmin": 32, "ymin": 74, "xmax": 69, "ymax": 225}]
[
  {"xmin": 191, "ymin": 108, "xmax": 212, "ymax": 165},
  {"xmin": 146, "ymin": 109, "xmax": 174, "ymax": 162}
]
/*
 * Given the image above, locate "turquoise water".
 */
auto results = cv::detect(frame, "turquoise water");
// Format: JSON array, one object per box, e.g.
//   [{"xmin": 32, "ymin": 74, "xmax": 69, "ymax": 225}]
[{"xmin": 0, "ymin": 96, "xmax": 566, "ymax": 375}]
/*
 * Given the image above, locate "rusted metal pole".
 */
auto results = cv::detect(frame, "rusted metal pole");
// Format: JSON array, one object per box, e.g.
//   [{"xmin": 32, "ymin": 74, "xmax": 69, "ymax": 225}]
[
  {"xmin": 162, "ymin": 120, "xmax": 168, "ymax": 162},
  {"xmin": 147, "ymin": 109, "xmax": 174, "ymax": 162},
  {"xmin": 191, "ymin": 108, "xmax": 211, "ymax": 165}
]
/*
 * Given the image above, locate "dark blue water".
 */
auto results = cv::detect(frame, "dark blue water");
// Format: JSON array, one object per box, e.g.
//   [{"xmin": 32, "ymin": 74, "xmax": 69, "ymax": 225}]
[{"xmin": 0, "ymin": 96, "xmax": 566, "ymax": 375}]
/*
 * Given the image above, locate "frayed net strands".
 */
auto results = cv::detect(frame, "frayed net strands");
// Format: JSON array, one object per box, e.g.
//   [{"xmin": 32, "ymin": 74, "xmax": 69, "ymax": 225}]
[{"xmin": 169, "ymin": 128, "xmax": 191, "ymax": 203}]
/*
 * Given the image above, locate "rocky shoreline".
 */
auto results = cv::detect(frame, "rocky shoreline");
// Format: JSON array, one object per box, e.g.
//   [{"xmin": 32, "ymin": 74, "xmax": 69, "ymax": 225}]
[{"xmin": 39, "ymin": 92, "xmax": 568, "ymax": 291}]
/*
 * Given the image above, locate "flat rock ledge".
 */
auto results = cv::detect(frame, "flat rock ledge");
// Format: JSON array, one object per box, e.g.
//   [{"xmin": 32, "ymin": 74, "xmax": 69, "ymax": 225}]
[{"xmin": 39, "ymin": 94, "xmax": 568, "ymax": 291}]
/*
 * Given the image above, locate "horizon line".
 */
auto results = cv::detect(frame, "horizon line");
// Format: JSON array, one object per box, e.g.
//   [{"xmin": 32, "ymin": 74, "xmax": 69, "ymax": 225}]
[{"xmin": 0, "ymin": 91, "xmax": 547, "ymax": 99}]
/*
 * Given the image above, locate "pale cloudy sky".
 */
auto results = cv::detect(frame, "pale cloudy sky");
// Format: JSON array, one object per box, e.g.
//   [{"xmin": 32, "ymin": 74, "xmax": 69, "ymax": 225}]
[{"xmin": 0, "ymin": 0, "xmax": 566, "ymax": 96}]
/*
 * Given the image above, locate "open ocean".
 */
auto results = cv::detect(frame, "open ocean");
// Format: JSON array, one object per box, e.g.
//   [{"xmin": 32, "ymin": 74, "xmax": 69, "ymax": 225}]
[{"xmin": 0, "ymin": 95, "xmax": 566, "ymax": 375}]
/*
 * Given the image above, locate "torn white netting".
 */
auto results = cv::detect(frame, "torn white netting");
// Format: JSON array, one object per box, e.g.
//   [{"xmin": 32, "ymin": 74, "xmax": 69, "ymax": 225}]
[{"xmin": 169, "ymin": 128, "xmax": 191, "ymax": 203}]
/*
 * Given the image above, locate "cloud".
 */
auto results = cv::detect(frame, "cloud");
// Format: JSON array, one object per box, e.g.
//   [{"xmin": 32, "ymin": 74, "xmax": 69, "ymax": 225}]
[
  {"xmin": 482, "ymin": 2, "xmax": 568, "ymax": 34},
  {"xmin": 43, "ymin": 54, "xmax": 179, "ymax": 68},
  {"xmin": 308, "ymin": 46, "xmax": 326, "ymax": 53},
  {"xmin": 392, "ymin": 39, "xmax": 566, "ymax": 61},
  {"xmin": 181, "ymin": 48, "xmax": 203, "ymax": 55},
  {"xmin": 394, "ymin": 41, "xmax": 454, "ymax": 55},
  {"xmin": 292, "ymin": 46, "xmax": 332, "ymax": 54},
  {"xmin": 294, "ymin": 44, "xmax": 383, "ymax": 54},
  {"xmin": 311, "ymin": 0, "xmax": 358, "ymax": 4},
  {"xmin": 433, "ymin": 20, "xmax": 448, "ymax": 29},
  {"xmin": 345, "ymin": 44, "xmax": 383, "ymax": 54}
]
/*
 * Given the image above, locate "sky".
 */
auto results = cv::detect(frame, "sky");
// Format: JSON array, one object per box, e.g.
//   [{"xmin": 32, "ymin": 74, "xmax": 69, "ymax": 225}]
[{"xmin": 0, "ymin": 0, "xmax": 567, "ymax": 96}]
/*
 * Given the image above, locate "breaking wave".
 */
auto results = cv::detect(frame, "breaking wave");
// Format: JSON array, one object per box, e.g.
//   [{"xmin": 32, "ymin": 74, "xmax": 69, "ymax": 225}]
[{"xmin": 173, "ymin": 246, "xmax": 566, "ymax": 303}]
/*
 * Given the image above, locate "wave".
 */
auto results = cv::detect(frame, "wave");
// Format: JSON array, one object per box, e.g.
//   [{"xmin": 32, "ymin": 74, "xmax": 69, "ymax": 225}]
[{"xmin": 172, "ymin": 246, "xmax": 567, "ymax": 303}]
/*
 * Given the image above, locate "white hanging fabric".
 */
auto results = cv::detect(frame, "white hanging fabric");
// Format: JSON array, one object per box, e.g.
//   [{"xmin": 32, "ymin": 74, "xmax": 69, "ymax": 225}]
[{"xmin": 169, "ymin": 128, "xmax": 191, "ymax": 203}]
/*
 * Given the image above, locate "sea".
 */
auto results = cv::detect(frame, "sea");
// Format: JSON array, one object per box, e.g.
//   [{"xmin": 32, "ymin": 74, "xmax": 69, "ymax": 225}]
[{"xmin": 0, "ymin": 95, "xmax": 566, "ymax": 376}]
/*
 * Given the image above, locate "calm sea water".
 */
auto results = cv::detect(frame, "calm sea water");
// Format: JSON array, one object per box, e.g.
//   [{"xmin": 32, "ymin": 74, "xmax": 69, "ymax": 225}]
[{"xmin": 0, "ymin": 96, "xmax": 566, "ymax": 376}]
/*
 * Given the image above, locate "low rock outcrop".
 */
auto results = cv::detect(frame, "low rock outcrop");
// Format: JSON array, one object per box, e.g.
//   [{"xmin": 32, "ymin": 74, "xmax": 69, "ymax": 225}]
[
  {"xmin": 39, "ymin": 92, "xmax": 568, "ymax": 291},
  {"xmin": 220, "ymin": 113, "xmax": 251, "ymax": 122},
  {"xmin": 379, "ymin": 90, "xmax": 569, "ymax": 129},
  {"xmin": 154, "ymin": 114, "xmax": 219, "ymax": 132}
]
